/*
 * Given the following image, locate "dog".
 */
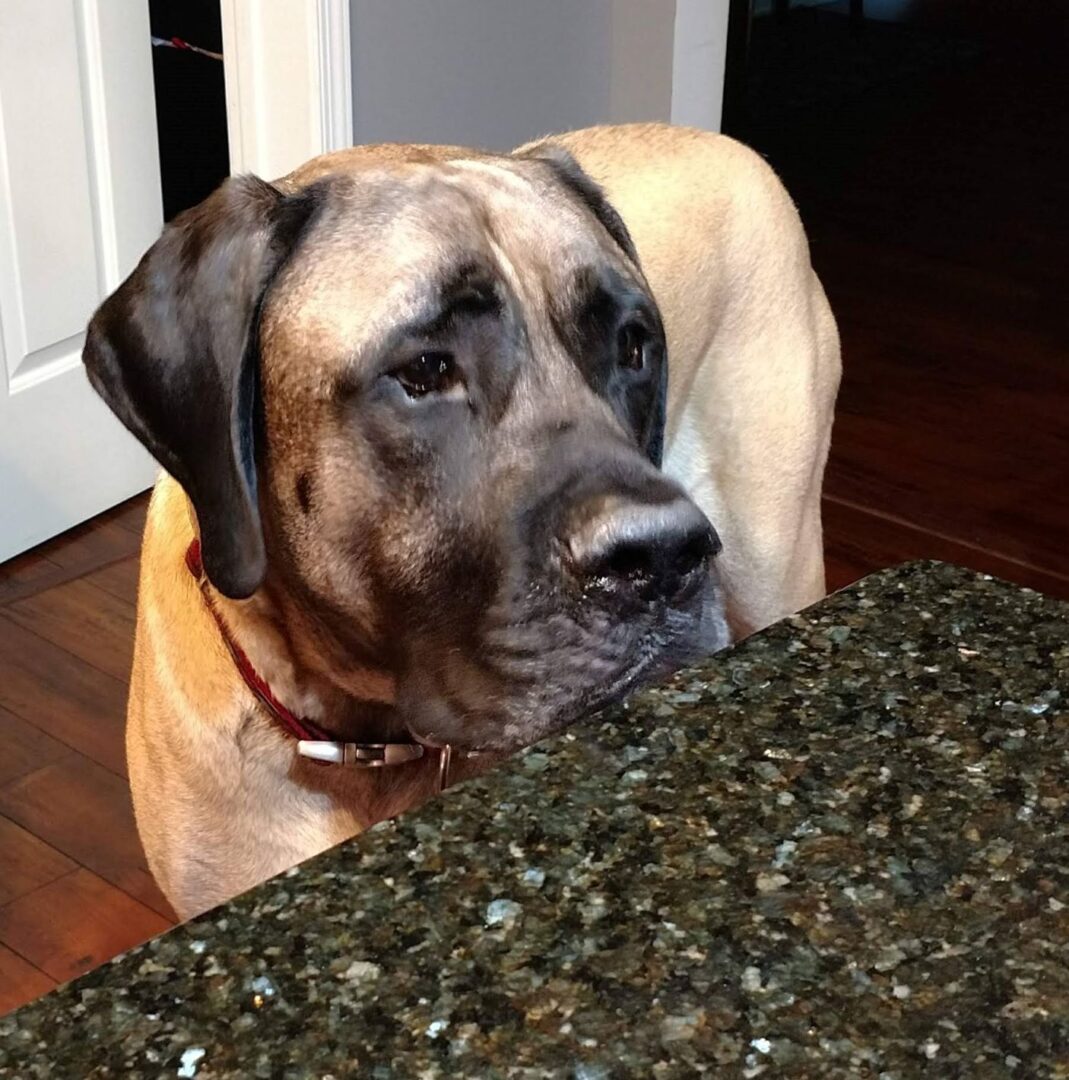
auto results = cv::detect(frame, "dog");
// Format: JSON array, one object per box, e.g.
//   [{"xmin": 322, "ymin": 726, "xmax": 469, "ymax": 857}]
[{"xmin": 83, "ymin": 123, "xmax": 839, "ymax": 919}]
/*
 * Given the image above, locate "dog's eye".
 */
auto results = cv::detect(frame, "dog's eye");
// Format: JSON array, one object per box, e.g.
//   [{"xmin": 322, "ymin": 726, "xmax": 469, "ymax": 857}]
[
  {"xmin": 392, "ymin": 351, "xmax": 458, "ymax": 399},
  {"xmin": 618, "ymin": 323, "xmax": 648, "ymax": 372}
]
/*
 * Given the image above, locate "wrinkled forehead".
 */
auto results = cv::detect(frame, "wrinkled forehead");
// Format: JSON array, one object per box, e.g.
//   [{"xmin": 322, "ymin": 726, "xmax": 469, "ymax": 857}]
[{"xmin": 262, "ymin": 159, "xmax": 635, "ymax": 365}]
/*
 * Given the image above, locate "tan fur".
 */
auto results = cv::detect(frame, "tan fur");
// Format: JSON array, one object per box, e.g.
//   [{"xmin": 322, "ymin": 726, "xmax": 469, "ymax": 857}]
[{"xmin": 126, "ymin": 124, "xmax": 839, "ymax": 918}]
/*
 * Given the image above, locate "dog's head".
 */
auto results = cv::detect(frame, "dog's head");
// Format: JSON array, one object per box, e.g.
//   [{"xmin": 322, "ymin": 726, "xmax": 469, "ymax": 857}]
[{"xmin": 84, "ymin": 147, "xmax": 727, "ymax": 752}]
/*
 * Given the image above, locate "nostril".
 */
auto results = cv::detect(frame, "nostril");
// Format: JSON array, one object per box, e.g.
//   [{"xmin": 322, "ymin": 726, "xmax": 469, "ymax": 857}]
[
  {"xmin": 676, "ymin": 533, "xmax": 714, "ymax": 576},
  {"xmin": 601, "ymin": 541, "xmax": 654, "ymax": 581}
]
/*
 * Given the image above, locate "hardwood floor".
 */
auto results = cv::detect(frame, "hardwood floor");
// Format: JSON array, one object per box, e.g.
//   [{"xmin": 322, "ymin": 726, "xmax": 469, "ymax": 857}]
[
  {"xmin": 1, "ymin": 1, "xmax": 1065, "ymax": 1021},
  {"xmin": 740, "ymin": 0, "xmax": 1069, "ymax": 600},
  {"xmin": 0, "ymin": 492, "xmax": 176, "ymax": 1013}
]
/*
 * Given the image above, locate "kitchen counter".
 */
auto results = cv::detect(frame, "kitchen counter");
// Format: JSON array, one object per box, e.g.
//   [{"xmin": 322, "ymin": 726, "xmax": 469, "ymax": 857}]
[{"xmin": 1, "ymin": 562, "xmax": 1066, "ymax": 1079}]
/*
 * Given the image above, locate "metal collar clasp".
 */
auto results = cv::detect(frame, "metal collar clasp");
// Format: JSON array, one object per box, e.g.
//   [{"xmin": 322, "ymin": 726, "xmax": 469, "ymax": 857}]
[{"xmin": 297, "ymin": 741, "xmax": 425, "ymax": 767}]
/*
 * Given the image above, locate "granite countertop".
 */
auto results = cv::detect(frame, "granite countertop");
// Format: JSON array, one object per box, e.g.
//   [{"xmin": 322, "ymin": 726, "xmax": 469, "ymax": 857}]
[{"xmin": 1, "ymin": 562, "xmax": 1066, "ymax": 1079}]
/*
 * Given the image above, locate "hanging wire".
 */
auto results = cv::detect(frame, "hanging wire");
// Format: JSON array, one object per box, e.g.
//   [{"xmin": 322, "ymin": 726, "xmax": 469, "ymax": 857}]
[{"xmin": 151, "ymin": 35, "xmax": 223, "ymax": 62}]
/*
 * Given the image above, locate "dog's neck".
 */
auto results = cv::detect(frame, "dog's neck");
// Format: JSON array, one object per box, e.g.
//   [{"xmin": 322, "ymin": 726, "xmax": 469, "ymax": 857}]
[
  {"xmin": 205, "ymin": 561, "xmax": 503, "ymax": 812},
  {"xmin": 212, "ymin": 572, "xmax": 406, "ymax": 746}
]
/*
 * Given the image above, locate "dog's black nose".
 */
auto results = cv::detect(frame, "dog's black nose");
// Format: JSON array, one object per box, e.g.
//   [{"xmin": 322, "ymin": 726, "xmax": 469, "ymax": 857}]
[{"xmin": 564, "ymin": 495, "xmax": 720, "ymax": 599}]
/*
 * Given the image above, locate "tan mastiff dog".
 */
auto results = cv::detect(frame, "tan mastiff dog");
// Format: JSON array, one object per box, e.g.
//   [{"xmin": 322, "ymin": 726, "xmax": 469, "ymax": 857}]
[{"xmin": 84, "ymin": 123, "xmax": 839, "ymax": 919}]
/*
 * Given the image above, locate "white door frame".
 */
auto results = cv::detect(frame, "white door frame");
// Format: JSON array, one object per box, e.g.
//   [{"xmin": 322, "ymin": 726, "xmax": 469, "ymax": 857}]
[
  {"xmin": 219, "ymin": 0, "xmax": 353, "ymax": 180},
  {"xmin": 671, "ymin": 0, "xmax": 731, "ymax": 131}
]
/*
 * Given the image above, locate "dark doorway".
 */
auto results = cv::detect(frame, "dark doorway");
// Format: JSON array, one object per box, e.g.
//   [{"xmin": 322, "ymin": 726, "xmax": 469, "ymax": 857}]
[
  {"xmin": 723, "ymin": 1, "xmax": 1069, "ymax": 598},
  {"xmin": 148, "ymin": 0, "xmax": 229, "ymax": 221}
]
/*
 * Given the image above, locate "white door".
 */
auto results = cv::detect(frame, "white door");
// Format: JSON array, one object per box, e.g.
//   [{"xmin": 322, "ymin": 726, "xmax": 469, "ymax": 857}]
[{"xmin": 0, "ymin": 1, "xmax": 163, "ymax": 561}]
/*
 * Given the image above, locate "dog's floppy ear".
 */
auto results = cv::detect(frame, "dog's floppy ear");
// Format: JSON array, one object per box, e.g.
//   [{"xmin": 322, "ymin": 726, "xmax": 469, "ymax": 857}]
[
  {"xmin": 516, "ymin": 142, "xmax": 640, "ymax": 266},
  {"xmin": 84, "ymin": 175, "xmax": 322, "ymax": 599}
]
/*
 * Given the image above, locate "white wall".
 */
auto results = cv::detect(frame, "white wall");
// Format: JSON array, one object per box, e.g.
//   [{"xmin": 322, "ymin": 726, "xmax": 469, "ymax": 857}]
[
  {"xmin": 349, "ymin": 0, "xmax": 729, "ymax": 150},
  {"xmin": 350, "ymin": 0, "xmax": 612, "ymax": 150}
]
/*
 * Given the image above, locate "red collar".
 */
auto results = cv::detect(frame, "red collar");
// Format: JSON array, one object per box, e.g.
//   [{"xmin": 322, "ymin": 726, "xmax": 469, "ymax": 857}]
[{"xmin": 184, "ymin": 539, "xmax": 447, "ymax": 779}]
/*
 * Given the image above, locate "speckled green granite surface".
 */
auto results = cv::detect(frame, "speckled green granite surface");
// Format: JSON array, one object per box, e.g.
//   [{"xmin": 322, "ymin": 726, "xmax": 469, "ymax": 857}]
[{"xmin": 1, "ymin": 562, "xmax": 1067, "ymax": 1079}]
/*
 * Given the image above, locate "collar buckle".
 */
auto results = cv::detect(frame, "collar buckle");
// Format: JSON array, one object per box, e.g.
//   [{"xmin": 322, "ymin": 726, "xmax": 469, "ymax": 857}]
[{"xmin": 297, "ymin": 741, "xmax": 426, "ymax": 767}]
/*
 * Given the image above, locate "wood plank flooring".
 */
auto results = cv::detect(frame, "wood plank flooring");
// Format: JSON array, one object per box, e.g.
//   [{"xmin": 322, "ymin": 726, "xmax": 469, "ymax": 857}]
[{"xmin": 0, "ymin": 493, "xmax": 172, "ymax": 1012}]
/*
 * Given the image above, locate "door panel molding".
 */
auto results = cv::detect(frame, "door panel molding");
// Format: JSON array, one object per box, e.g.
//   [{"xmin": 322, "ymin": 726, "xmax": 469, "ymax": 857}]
[{"xmin": 75, "ymin": 0, "xmax": 122, "ymax": 294}]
